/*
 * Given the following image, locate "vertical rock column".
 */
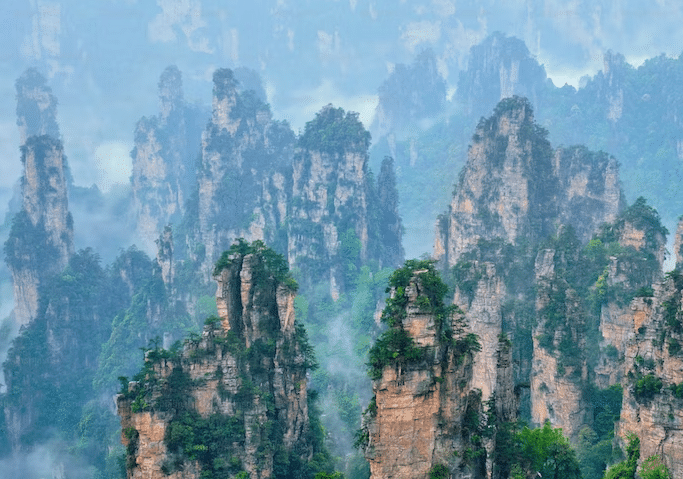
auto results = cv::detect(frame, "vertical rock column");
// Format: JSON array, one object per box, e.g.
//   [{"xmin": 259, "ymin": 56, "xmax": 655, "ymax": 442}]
[{"xmin": 5, "ymin": 69, "xmax": 73, "ymax": 326}]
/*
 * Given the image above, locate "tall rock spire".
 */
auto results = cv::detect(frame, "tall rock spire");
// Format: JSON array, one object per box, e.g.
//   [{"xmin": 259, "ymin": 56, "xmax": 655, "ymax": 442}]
[{"xmin": 4, "ymin": 70, "xmax": 73, "ymax": 327}]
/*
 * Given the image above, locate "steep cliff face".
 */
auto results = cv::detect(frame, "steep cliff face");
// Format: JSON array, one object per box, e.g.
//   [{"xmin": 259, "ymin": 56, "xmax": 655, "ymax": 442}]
[
  {"xmin": 288, "ymin": 105, "xmax": 374, "ymax": 297},
  {"xmin": 118, "ymin": 242, "xmax": 321, "ymax": 479},
  {"xmin": 456, "ymin": 33, "xmax": 547, "ymax": 120},
  {"xmin": 674, "ymin": 218, "xmax": 683, "ymax": 269},
  {"xmin": 433, "ymin": 98, "xmax": 678, "ymax": 473},
  {"xmin": 4, "ymin": 135, "xmax": 73, "ymax": 327},
  {"xmin": 595, "ymin": 201, "xmax": 668, "ymax": 388},
  {"xmin": 5, "ymin": 70, "xmax": 73, "ymax": 327},
  {"xmin": 376, "ymin": 156, "xmax": 404, "ymax": 269},
  {"xmin": 361, "ymin": 261, "xmax": 486, "ymax": 479},
  {"xmin": 193, "ymin": 69, "xmax": 294, "ymax": 270},
  {"xmin": 531, "ymin": 243, "xmax": 591, "ymax": 439},
  {"xmin": 616, "ymin": 271, "xmax": 683, "ymax": 477},
  {"xmin": 15, "ymin": 68, "xmax": 60, "ymax": 145},
  {"xmin": 434, "ymin": 96, "xmax": 623, "ymax": 269},
  {"xmin": 374, "ymin": 48, "xmax": 447, "ymax": 136},
  {"xmin": 131, "ymin": 66, "xmax": 205, "ymax": 246}
]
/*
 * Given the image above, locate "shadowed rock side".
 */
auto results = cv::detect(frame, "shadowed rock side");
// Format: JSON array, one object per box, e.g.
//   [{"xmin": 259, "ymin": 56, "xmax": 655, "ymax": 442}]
[
  {"xmin": 191, "ymin": 69, "xmax": 295, "ymax": 272},
  {"xmin": 360, "ymin": 262, "xmax": 491, "ymax": 479},
  {"xmin": 117, "ymin": 243, "xmax": 319, "ymax": 479},
  {"xmin": 131, "ymin": 66, "xmax": 205, "ymax": 247},
  {"xmin": 457, "ymin": 32, "xmax": 548, "ymax": 120}
]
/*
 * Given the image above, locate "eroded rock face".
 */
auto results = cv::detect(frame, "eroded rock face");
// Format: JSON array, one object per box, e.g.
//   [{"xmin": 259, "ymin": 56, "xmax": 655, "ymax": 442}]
[
  {"xmin": 288, "ymin": 105, "xmax": 376, "ymax": 297},
  {"xmin": 5, "ymin": 135, "xmax": 73, "ymax": 326},
  {"xmin": 118, "ymin": 246, "xmax": 311, "ymax": 479},
  {"xmin": 435, "ymin": 97, "xmax": 623, "ymax": 269},
  {"xmin": 616, "ymin": 273, "xmax": 683, "ymax": 477},
  {"xmin": 193, "ymin": 69, "xmax": 294, "ymax": 271},
  {"xmin": 361, "ymin": 268, "xmax": 487, "ymax": 479},
  {"xmin": 131, "ymin": 66, "xmax": 205, "ymax": 247}
]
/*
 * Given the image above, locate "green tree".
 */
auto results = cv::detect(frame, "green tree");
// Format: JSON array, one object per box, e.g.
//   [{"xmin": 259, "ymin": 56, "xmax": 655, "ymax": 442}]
[
  {"xmin": 514, "ymin": 422, "xmax": 581, "ymax": 479},
  {"xmin": 602, "ymin": 434, "xmax": 639, "ymax": 479},
  {"xmin": 638, "ymin": 455, "xmax": 672, "ymax": 479}
]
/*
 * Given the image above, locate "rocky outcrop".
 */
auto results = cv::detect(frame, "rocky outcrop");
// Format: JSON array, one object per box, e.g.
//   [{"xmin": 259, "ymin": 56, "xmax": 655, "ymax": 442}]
[
  {"xmin": 193, "ymin": 69, "xmax": 294, "ymax": 270},
  {"xmin": 15, "ymin": 68, "xmax": 60, "ymax": 145},
  {"xmin": 457, "ymin": 33, "xmax": 547, "ymax": 120},
  {"xmin": 616, "ymin": 271, "xmax": 683, "ymax": 477},
  {"xmin": 674, "ymin": 218, "xmax": 683, "ymax": 269},
  {"xmin": 4, "ymin": 70, "xmax": 73, "ymax": 327},
  {"xmin": 5, "ymin": 135, "xmax": 73, "ymax": 327},
  {"xmin": 531, "ymin": 244, "xmax": 590, "ymax": 440},
  {"xmin": 435, "ymin": 96, "xmax": 623, "ymax": 269},
  {"xmin": 361, "ymin": 262, "xmax": 486, "ymax": 479},
  {"xmin": 374, "ymin": 49, "xmax": 447, "ymax": 136},
  {"xmin": 376, "ymin": 156, "xmax": 404, "ymax": 269},
  {"xmin": 118, "ymin": 242, "xmax": 316, "ymax": 479},
  {"xmin": 131, "ymin": 66, "xmax": 205, "ymax": 247},
  {"xmin": 288, "ymin": 105, "xmax": 373, "ymax": 297}
]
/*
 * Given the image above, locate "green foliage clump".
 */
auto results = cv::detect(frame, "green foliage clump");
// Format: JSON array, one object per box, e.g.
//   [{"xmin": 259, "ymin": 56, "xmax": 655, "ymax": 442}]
[
  {"xmin": 603, "ymin": 433, "xmax": 639, "ymax": 479},
  {"xmin": 634, "ymin": 374, "xmax": 663, "ymax": 402},
  {"xmin": 511, "ymin": 422, "xmax": 581, "ymax": 479},
  {"xmin": 164, "ymin": 410, "xmax": 246, "ymax": 477},
  {"xmin": 428, "ymin": 464, "xmax": 450, "ymax": 479},
  {"xmin": 380, "ymin": 259, "xmax": 449, "ymax": 327},
  {"xmin": 367, "ymin": 328, "xmax": 424, "ymax": 380},
  {"xmin": 639, "ymin": 455, "xmax": 673, "ymax": 479},
  {"xmin": 213, "ymin": 238, "xmax": 298, "ymax": 292},
  {"xmin": 299, "ymin": 105, "xmax": 371, "ymax": 155}
]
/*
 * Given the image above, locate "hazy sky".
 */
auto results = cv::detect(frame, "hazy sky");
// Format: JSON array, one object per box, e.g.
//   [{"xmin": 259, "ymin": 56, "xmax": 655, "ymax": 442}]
[{"xmin": 1, "ymin": 0, "xmax": 682, "ymax": 197}]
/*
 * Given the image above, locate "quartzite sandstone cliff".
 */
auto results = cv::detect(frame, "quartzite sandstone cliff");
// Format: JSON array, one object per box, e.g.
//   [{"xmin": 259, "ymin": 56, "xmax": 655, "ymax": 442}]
[{"xmin": 118, "ymin": 243, "xmax": 319, "ymax": 479}]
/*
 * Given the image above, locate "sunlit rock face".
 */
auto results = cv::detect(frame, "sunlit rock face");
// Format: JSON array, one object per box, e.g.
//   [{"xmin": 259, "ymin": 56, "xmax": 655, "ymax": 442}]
[
  {"xmin": 118, "ymin": 246, "xmax": 312, "ymax": 479},
  {"xmin": 361, "ymin": 268, "xmax": 492, "ymax": 479},
  {"xmin": 192, "ymin": 68, "xmax": 294, "ymax": 272},
  {"xmin": 616, "ymin": 272, "xmax": 683, "ymax": 477}
]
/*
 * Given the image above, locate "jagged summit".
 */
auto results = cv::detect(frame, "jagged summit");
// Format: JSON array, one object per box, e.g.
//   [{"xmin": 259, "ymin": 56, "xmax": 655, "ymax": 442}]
[
  {"xmin": 118, "ymin": 240, "xmax": 327, "ymax": 479},
  {"xmin": 435, "ymin": 96, "xmax": 623, "ymax": 267},
  {"xmin": 457, "ymin": 33, "xmax": 548, "ymax": 119}
]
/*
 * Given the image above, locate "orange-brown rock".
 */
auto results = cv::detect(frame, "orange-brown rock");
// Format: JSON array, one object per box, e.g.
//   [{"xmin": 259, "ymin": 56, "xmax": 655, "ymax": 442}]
[
  {"xmin": 118, "ymin": 244, "xmax": 313, "ymax": 479},
  {"xmin": 361, "ymin": 266, "xmax": 486, "ymax": 479}
]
